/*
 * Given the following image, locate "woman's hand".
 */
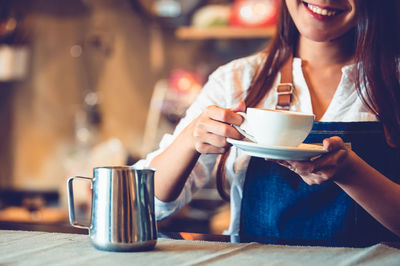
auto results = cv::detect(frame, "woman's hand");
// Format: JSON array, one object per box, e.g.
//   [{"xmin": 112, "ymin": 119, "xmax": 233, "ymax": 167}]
[
  {"xmin": 271, "ymin": 136, "xmax": 354, "ymax": 185},
  {"xmin": 189, "ymin": 101, "xmax": 246, "ymax": 154}
]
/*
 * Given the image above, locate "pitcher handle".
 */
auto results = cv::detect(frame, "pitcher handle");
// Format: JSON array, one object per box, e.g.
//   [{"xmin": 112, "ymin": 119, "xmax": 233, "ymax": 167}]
[{"xmin": 67, "ymin": 176, "xmax": 92, "ymax": 230}]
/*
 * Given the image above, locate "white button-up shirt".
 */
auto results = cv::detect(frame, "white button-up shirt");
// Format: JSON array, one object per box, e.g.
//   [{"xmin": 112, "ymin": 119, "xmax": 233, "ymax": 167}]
[{"xmin": 134, "ymin": 53, "xmax": 378, "ymax": 235}]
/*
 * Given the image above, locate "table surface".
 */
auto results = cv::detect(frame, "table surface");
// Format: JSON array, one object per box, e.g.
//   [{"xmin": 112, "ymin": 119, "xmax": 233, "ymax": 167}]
[{"xmin": 1, "ymin": 229, "xmax": 400, "ymax": 266}]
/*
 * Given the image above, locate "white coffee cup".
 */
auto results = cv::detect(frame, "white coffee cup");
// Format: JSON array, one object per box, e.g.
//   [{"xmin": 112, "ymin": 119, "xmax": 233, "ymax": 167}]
[{"xmin": 233, "ymin": 108, "xmax": 315, "ymax": 147}]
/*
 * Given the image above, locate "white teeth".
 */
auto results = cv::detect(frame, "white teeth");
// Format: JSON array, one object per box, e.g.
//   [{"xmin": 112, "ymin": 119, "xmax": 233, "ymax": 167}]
[{"xmin": 307, "ymin": 3, "xmax": 338, "ymax": 16}]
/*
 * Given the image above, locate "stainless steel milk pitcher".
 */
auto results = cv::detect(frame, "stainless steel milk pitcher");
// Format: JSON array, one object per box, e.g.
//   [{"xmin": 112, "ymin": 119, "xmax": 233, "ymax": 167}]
[{"xmin": 67, "ymin": 166, "xmax": 157, "ymax": 251}]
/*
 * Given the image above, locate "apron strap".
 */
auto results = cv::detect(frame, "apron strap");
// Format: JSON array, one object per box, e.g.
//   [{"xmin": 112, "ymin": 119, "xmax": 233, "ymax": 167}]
[{"xmin": 276, "ymin": 56, "xmax": 294, "ymax": 110}]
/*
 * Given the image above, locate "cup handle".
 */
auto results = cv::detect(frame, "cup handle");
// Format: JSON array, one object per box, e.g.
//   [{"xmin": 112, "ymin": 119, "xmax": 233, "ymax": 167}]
[
  {"xmin": 232, "ymin": 112, "xmax": 257, "ymax": 143},
  {"xmin": 67, "ymin": 176, "xmax": 92, "ymax": 230}
]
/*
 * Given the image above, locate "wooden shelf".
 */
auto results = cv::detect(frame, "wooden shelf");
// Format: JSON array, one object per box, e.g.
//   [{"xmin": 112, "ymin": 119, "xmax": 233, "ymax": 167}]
[{"xmin": 175, "ymin": 26, "xmax": 276, "ymax": 40}]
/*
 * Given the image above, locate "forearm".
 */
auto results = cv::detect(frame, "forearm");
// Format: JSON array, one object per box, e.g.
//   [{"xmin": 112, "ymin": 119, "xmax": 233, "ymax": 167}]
[
  {"xmin": 150, "ymin": 123, "xmax": 200, "ymax": 202},
  {"xmin": 149, "ymin": 103, "xmax": 245, "ymax": 202},
  {"xmin": 334, "ymin": 151, "xmax": 400, "ymax": 236}
]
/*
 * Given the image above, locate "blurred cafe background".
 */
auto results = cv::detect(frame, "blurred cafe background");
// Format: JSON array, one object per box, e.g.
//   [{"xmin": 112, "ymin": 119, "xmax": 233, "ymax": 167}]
[{"xmin": 0, "ymin": 0, "xmax": 278, "ymax": 234}]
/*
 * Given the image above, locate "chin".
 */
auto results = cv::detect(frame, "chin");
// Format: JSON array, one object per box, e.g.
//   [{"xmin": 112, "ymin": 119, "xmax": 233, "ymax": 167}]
[{"xmin": 299, "ymin": 28, "xmax": 347, "ymax": 43}]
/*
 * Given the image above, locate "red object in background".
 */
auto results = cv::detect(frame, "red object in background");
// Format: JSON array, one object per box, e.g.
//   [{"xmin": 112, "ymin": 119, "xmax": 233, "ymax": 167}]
[
  {"xmin": 230, "ymin": 0, "xmax": 280, "ymax": 27},
  {"xmin": 168, "ymin": 69, "xmax": 203, "ymax": 94}
]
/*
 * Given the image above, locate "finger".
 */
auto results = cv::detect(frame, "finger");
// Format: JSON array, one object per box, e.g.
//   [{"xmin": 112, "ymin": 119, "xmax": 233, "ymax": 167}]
[
  {"xmin": 290, "ymin": 158, "xmax": 335, "ymax": 182},
  {"xmin": 198, "ymin": 118, "xmax": 243, "ymax": 139},
  {"xmin": 301, "ymin": 177, "xmax": 315, "ymax": 186},
  {"xmin": 309, "ymin": 176, "xmax": 328, "ymax": 185},
  {"xmin": 205, "ymin": 105, "xmax": 243, "ymax": 125},
  {"xmin": 231, "ymin": 101, "xmax": 246, "ymax": 113},
  {"xmin": 323, "ymin": 136, "xmax": 346, "ymax": 152},
  {"xmin": 286, "ymin": 160, "xmax": 327, "ymax": 178},
  {"xmin": 286, "ymin": 160, "xmax": 314, "ymax": 172},
  {"xmin": 276, "ymin": 160, "xmax": 291, "ymax": 168},
  {"xmin": 311, "ymin": 148, "xmax": 348, "ymax": 173},
  {"xmin": 268, "ymin": 159, "xmax": 296, "ymax": 171},
  {"xmin": 300, "ymin": 172, "xmax": 330, "ymax": 185},
  {"xmin": 195, "ymin": 131, "xmax": 230, "ymax": 148},
  {"xmin": 285, "ymin": 160, "xmax": 333, "ymax": 185},
  {"xmin": 311, "ymin": 167, "xmax": 335, "ymax": 181},
  {"xmin": 194, "ymin": 142, "xmax": 226, "ymax": 154}
]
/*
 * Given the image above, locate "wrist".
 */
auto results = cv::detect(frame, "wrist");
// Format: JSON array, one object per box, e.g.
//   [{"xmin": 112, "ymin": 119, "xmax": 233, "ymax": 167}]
[{"xmin": 333, "ymin": 149, "xmax": 361, "ymax": 185}]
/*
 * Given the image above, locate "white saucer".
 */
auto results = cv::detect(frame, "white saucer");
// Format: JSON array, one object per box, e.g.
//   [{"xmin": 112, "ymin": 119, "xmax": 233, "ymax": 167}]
[{"xmin": 227, "ymin": 138, "xmax": 328, "ymax": 161}]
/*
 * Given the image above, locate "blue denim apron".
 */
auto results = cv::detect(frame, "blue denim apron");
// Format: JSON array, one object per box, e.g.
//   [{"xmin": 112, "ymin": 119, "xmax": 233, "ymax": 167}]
[{"xmin": 239, "ymin": 122, "xmax": 400, "ymax": 247}]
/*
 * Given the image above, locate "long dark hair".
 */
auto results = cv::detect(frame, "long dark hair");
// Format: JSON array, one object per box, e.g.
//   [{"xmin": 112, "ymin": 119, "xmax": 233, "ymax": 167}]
[{"xmin": 216, "ymin": 0, "xmax": 400, "ymax": 201}]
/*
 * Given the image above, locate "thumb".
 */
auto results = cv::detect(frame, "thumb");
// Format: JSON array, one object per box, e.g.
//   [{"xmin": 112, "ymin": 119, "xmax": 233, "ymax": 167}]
[
  {"xmin": 323, "ymin": 136, "xmax": 346, "ymax": 152},
  {"xmin": 231, "ymin": 100, "xmax": 246, "ymax": 112}
]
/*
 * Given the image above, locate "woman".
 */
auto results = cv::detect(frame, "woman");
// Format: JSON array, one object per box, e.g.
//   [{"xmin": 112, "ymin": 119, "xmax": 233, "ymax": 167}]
[{"xmin": 135, "ymin": 0, "xmax": 400, "ymax": 246}]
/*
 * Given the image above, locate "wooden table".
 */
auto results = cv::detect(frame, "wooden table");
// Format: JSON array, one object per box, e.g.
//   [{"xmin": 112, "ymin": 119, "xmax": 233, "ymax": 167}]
[{"xmin": 1, "ymin": 230, "xmax": 400, "ymax": 265}]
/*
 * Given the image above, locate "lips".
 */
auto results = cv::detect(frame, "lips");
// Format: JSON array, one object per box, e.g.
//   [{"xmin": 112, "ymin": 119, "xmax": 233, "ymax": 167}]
[{"xmin": 302, "ymin": 1, "xmax": 346, "ymax": 17}]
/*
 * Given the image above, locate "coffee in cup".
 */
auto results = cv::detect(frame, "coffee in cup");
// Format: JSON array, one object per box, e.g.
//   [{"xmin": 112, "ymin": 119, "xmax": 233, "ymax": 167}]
[{"xmin": 234, "ymin": 108, "xmax": 315, "ymax": 147}]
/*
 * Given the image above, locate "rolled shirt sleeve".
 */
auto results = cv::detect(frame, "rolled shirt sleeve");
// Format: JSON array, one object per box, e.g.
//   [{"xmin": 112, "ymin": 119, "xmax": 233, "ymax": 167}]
[{"xmin": 134, "ymin": 69, "xmax": 229, "ymax": 221}]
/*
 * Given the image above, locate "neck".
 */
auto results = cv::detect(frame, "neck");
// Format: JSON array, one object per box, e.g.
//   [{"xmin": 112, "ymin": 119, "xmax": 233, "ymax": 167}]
[{"xmin": 296, "ymin": 32, "xmax": 355, "ymax": 67}]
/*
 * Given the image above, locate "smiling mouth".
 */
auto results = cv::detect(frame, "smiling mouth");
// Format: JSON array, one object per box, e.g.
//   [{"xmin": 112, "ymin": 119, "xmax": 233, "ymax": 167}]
[{"xmin": 302, "ymin": 1, "xmax": 345, "ymax": 17}]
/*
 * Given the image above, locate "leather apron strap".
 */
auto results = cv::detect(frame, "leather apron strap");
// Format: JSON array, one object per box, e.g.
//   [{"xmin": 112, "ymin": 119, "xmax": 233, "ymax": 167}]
[{"xmin": 276, "ymin": 56, "xmax": 294, "ymax": 110}]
